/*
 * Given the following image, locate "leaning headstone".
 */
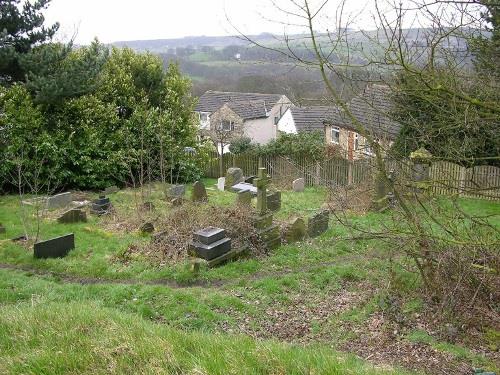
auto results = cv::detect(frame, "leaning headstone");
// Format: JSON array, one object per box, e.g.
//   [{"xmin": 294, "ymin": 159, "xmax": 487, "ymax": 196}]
[
  {"xmin": 189, "ymin": 227, "xmax": 231, "ymax": 260},
  {"xmin": 231, "ymin": 182, "xmax": 258, "ymax": 196},
  {"xmin": 307, "ymin": 210, "xmax": 330, "ymax": 238},
  {"xmin": 292, "ymin": 178, "xmax": 305, "ymax": 192},
  {"xmin": 236, "ymin": 190, "xmax": 252, "ymax": 206},
  {"xmin": 266, "ymin": 191, "xmax": 281, "ymax": 212},
  {"xmin": 104, "ymin": 186, "xmax": 119, "ymax": 194},
  {"xmin": 168, "ymin": 184, "xmax": 186, "ymax": 198},
  {"xmin": 191, "ymin": 181, "xmax": 208, "ymax": 202},
  {"xmin": 140, "ymin": 222, "xmax": 155, "ymax": 234},
  {"xmin": 0, "ymin": 223, "xmax": 5, "ymax": 234},
  {"xmin": 91, "ymin": 195, "xmax": 112, "ymax": 215},
  {"xmin": 225, "ymin": 167, "xmax": 244, "ymax": 188},
  {"xmin": 34, "ymin": 234, "xmax": 75, "ymax": 259},
  {"xmin": 57, "ymin": 209, "xmax": 87, "ymax": 224},
  {"xmin": 47, "ymin": 192, "xmax": 73, "ymax": 209},
  {"xmin": 284, "ymin": 217, "xmax": 307, "ymax": 243},
  {"xmin": 217, "ymin": 177, "xmax": 226, "ymax": 191}
]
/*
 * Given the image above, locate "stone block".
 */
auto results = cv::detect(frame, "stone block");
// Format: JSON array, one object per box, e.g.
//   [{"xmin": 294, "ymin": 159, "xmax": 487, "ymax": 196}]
[
  {"xmin": 225, "ymin": 167, "xmax": 244, "ymax": 188},
  {"xmin": 168, "ymin": 184, "xmax": 185, "ymax": 198},
  {"xmin": 189, "ymin": 237, "xmax": 231, "ymax": 260},
  {"xmin": 34, "ymin": 234, "xmax": 75, "ymax": 259},
  {"xmin": 47, "ymin": 192, "xmax": 73, "ymax": 209},
  {"xmin": 236, "ymin": 190, "xmax": 252, "ymax": 206},
  {"xmin": 191, "ymin": 181, "xmax": 208, "ymax": 202},
  {"xmin": 193, "ymin": 227, "xmax": 226, "ymax": 245},
  {"xmin": 267, "ymin": 191, "xmax": 281, "ymax": 212},
  {"xmin": 284, "ymin": 217, "xmax": 306, "ymax": 243},
  {"xmin": 57, "ymin": 209, "xmax": 87, "ymax": 224},
  {"xmin": 253, "ymin": 213, "xmax": 273, "ymax": 230},
  {"xmin": 292, "ymin": 178, "xmax": 305, "ymax": 192},
  {"xmin": 308, "ymin": 210, "xmax": 329, "ymax": 238},
  {"xmin": 231, "ymin": 182, "xmax": 257, "ymax": 195},
  {"xmin": 91, "ymin": 196, "xmax": 111, "ymax": 215}
]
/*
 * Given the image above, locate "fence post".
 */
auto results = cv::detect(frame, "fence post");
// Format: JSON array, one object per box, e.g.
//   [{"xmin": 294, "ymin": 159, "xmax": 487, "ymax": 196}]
[
  {"xmin": 315, "ymin": 161, "xmax": 320, "ymax": 185},
  {"xmin": 347, "ymin": 161, "xmax": 353, "ymax": 185},
  {"xmin": 459, "ymin": 166, "xmax": 466, "ymax": 197}
]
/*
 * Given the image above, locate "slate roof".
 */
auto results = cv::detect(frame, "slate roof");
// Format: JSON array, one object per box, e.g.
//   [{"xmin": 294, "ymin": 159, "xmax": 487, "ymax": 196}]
[
  {"xmin": 225, "ymin": 100, "xmax": 268, "ymax": 120},
  {"xmin": 289, "ymin": 106, "xmax": 343, "ymax": 132},
  {"xmin": 327, "ymin": 85, "xmax": 401, "ymax": 139},
  {"xmin": 195, "ymin": 90, "xmax": 283, "ymax": 115}
]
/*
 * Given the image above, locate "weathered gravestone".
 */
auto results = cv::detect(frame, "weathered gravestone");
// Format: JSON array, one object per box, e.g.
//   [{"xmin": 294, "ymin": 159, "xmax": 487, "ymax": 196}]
[
  {"xmin": 0, "ymin": 223, "xmax": 5, "ymax": 234},
  {"xmin": 253, "ymin": 167, "xmax": 281, "ymax": 250},
  {"xmin": 266, "ymin": 191, "xmax": 281, "ymax": 212},
  {"xmin": 34, "ymin": 234, "xmax": 75, "ymax": 259},
  {"xmin": 225, "ymin": 167, "xmax": 244, "ymax": 189},
  {"xmin": 168, "ymin": 184, "xmax": 186, "ymax": 198},
  {"xmin": 292, "ymin": 178, "xmax": 305, "ymax": 192},
  {"xmin": 189, "ymin": 227, "xmax": 231, "ymax": 260},
  {"xmin": 284, "ymin": 217, "xmax": 307, "ymax": 243},
  {"xmin": 47, "ymin": 192, "xmax": 73, "ymax": 209},
  {"xmin": 191, "ymin": 181, "xmax": 208, "ymax": 202},
  {"xmin": 57, "ymin": 209, "xmax": 87, "ymax": 224},
  {"xmin": 307, "ymin": 210, "xmax": 330, "ymax": 238},
  {"xmin": 231, "ymin": 182, "xmax": 257, "ymax": 196},
  {"xmin": 104, "ymin": 186, "xmax": 119, "ymax": 194},
  {"xmin": 91, "ymin": 196, "xmax": 112, "ymax": 215},
  {"xmin": 140, "ymin": 222, "xmax": 155, "ymax": 234},
  {"xmin": 236, "ymin": 190, "xmax": 252, "ymax": 206},
  {"xmin": 217, "ymin": 177, "xmax": 226, "ymax": 191}
]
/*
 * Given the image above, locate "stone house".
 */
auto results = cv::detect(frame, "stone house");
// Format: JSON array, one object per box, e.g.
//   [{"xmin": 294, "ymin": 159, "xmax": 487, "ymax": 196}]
[
  {"xmin": 277, "ymin": 85, "xmax": 401, "ymax": 160},
  {"xmin": 195, "ymin": 91, "xmax": 291, "ymax": 153}
]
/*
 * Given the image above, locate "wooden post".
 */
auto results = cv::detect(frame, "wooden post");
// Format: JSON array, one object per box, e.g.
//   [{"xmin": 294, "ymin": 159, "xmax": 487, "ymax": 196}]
[{"xmin": 315, "ymin": 161, "xmax": 320, "ymax": 185}]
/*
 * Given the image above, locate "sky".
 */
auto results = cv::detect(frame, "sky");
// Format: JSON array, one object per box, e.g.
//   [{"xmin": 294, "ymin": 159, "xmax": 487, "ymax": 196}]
[{"xmin": 43, "ymin": 0, "xmax": 385, "ymax": 45}]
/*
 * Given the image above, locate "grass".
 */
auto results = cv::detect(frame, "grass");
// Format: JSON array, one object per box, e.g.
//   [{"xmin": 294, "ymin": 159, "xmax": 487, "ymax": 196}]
[{"xmin": 0, "ymin": 185, "xmax": 499, "ymax": 374}]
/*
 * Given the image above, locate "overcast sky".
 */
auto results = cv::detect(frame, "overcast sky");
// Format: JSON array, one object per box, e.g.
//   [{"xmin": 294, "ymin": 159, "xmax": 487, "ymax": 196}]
[{"xmin": 43, "ymin": 0, "xmax": 388, "ymax": 45}]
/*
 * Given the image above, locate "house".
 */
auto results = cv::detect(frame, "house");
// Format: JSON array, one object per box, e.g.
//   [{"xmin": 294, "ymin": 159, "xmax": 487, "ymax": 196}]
[
  {"xmin": 195, "ymin": 91, "xmax": 291, "ymax": 152},
  {"xmin": 277, "ymin": 106, "xmax": 342, "ymax": 134},
  {"xmin": 324, "ymin": 85, "xmax": 401, "ymax": 160}
]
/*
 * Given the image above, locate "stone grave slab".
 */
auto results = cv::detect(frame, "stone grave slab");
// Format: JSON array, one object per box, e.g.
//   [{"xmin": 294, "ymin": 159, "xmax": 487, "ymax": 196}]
[
  {"xmin": 91, "ymin": 196, "xmax": 111, "ymax": 215},
  {"xmin": 168, "ymin": 184, "xmax": 186, "ymax": 198},
  {"xmin": 225, "ymin": 167, "xmax": 244, "ymax": 188},
  {"xmin": 217, "ymin": 177, "xmax": 226, "ymax": 191},
  {"xmin": 266, "ymin": 191, "xmax": 281, "ymax": 212},
  {"xmin": 47, "ymin": 192, "xmax": 73, "ymax": 209},
  {"xmin": 189, "ymin": 237, "xmax": 231, "ymax": 260},
  {"xmin": 57, "ymin": 209, "xmax": 87, "ymax": 224},
  {"xmin": 307, "ymin": 210, "xmax": 330, "ymax": 238},
  {"xmin": 292, "ymin": 178, "xmax": 305, "ymax": 192},
  {"xmin": 231, "ymin": 182, "xmax": 257, "ymax": 195},
  {"xmin": 204, "ymin": 245, "xmax": 249, "ymax": 268},
  {"xmin": 284, "ymin": 217, "xmax": 306, "ymax": 243},
  {"xmin": 193, "ymin": 227, "xmax": 226, "ymax": 245},
  {"xmin": 236, "ymin": 190, "xmax": 252, "ymax": 206},
  {"xmin": 191, "ymin": 181, "xmax": 208, "ymax": 202},
  {"xmin": 34, "ymin": 234, "xmax": 75, "ymax": 259}
]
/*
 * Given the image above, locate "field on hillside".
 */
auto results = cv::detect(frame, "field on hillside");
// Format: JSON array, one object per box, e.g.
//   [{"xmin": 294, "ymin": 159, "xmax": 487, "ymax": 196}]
[{"xmin": 0, "ymin": 181, "xmax": 498, "ymax": 375}]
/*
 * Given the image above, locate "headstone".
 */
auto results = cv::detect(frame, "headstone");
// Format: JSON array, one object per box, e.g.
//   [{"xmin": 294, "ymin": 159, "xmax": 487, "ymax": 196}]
[
  {"xmin": 171, "ymin": 197, "xmax": 184, "ymax": 207},
  {"xmin": 292, "ymin": 178, "xmax": 305, "ymax": 192},
  {"xmin": 57, "ymin": 209, "xmax": 87, "ymax": 224},
  {"xmin": 307, "ymin": 210, "xmax": 330, "ymax": 238},
  {"xmin": 245, "ymin": 175, "xmax": 256, "ymax": 184},
  {"xmin": 47, "ymin": 192, "xmax": 73, "ymax": 209},
  {"xmin": 191, "ymin": 181, "xmax": 208, "ymax": 202},
  {"xmin": 104, "ymin": 186, "xmax": 119, "ymax": 194},
  {"xmin": 91, "ymin": 195, "xmax": 112, "ymax": 215},
  {"xmin": 231, "ymin": 182, "xmax": 257, "ymax": 195},
  {"xmin": 236, "ymin": 190, "xmax": 252, "ymax": 206},
  {"xmin": 0, "ymin": 223, "xmax": 5, "ymax": 234},
  {"xmin": 168, "ymin": 184, "xmax": 186, "ymax": 198},
  {"xmin": 284, "ymin": 217, "xmax": 306, "ymax": 243},
  {"xmin": 217, "ymin": 177, "xmax": 226, "ymax": 191},
  {"xmin": 254, "ymin": 168, "xmax": 270, "ymax": 216},
  {"xmin": 266, "ymin": 191, "xmax": 281, "ymax": 212},
  {"xmin": 34, "ymin": 234, "xmax": 75, "ymax": 259},
  {"xmin": 140, "ymin": 222, "xmax": 155, "ymax": 234},
  {"xmin": 225, "ymin": 167, "xmax": 244, "ymax": 188},
  {"xmin": 189, "ymin": 227, "xmax": 231, "ymax": 260}
]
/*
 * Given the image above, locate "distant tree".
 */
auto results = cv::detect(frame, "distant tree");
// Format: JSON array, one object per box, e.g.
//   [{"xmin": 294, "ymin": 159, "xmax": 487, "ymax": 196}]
[{"xmin": 0, "ymin": 0, "xmax": 59, "ymax": 84}]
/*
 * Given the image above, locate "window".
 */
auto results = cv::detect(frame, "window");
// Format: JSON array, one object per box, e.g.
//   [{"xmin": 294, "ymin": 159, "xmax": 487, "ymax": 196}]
[
  {"xmin": 200, "ymin": 113, "xmax": 209, "ymax": 122},
  {"xmin": 354, "ymin": 133, "xmax": 359, "ymax": 151},
  {"xmin": 219, "ymin": 120, "xmax": 235, "ymax": 131},
  {"xmin": 331, "ymin": 126, "xmax": 340, "ymax": 144},
  {"xmin": 364, "ymin": 138, "xmax": 379, "ymax": 156}
]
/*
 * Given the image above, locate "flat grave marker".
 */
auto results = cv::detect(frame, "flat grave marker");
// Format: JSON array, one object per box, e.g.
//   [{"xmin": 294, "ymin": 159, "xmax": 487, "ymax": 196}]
[{"xmin": 34, "ymin": 234, "xmax": 75, "ymax": 259}]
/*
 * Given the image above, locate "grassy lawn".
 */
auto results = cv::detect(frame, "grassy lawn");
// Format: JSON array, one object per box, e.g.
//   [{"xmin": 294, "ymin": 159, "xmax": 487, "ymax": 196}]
[{"xmin": 0, "ymin": 183, "xmax": 498, "ymax": 374}]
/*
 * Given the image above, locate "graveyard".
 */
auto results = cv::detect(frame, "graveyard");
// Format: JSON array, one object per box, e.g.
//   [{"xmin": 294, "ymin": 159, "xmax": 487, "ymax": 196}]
[{"xmin": 0, "ymin": 169, "xmax": 499, "ymax": 375}]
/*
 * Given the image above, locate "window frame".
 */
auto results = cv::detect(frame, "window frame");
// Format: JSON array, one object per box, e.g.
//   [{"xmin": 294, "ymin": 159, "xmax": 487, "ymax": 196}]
[{"xmin": 331, "ymin": 126, "xmax": 340, "ymax": 144}]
